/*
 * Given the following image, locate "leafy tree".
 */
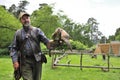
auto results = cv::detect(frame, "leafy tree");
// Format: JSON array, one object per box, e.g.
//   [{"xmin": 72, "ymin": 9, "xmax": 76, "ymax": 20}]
[
  {"xmin": 8, "ymin": 0, "xmax": 29, "ymax": 18},
  {"xmin": 100, "ymin": 36, "xmax": 107, "ymax": 43},
  {"xmin": 115, "ymin": 27, "xmax": 120, "ymax": 41},
  {"xmin": 61, "ymin": 17, "xmax": 92, "ymax": 47},
  {"xmin": 31, "ymin": 3, "xmax": 61, "ymax": 38},
  {"xmin": 8, "ymin": 4, "xmax": 17, "ymax": 15},
  {"xmin": 108, "ymin": 35, "xmax": 115, "ymax": 42},
  {"xmin": 115, "ymin": 28, "xmax": 120, "ymax": 36},
  {"xmin": 63, "ymin": 17, "xmax": 103, "ymax": 47},
  {"xmin": 86, "ymin": 17, "xmax": 102, "ymax": 44},
  {"xmin": 0, "ymin": 6, "xmax": 21, "ymax": 48},
  {"xmin": 115, "ymin": 35, "xmax": 120, "ymax": 41}
]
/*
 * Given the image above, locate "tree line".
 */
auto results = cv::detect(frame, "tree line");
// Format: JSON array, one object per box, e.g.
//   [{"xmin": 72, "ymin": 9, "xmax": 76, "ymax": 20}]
[{"xmin": 0, "ymin": 0, "xmax": 119, "ymax": 50}]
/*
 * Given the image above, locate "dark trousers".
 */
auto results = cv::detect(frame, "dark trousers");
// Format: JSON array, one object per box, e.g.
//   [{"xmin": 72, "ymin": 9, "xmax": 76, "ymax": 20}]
[{"xmin": 21, "ymin": 56, "xmax": 42, "ymax": 80}]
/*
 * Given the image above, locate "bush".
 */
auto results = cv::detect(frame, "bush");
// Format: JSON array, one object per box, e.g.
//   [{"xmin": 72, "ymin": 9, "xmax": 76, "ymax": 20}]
[
  {"xmin": 40, "ymin": 40, "xmax": 89, "ymax": 51},
  {"xmin": 70, "ymin": 40, "xmax": 88, "ymax": 50},
  {"xmin": 0, "ymin": 48, "xmax": 9, "ymax": 55}
]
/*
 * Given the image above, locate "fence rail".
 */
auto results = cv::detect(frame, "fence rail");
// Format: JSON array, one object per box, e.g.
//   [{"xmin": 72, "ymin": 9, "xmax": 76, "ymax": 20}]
[{"xmin": 47, "ymin": 50, "xmax": 120, "ymax": 72}]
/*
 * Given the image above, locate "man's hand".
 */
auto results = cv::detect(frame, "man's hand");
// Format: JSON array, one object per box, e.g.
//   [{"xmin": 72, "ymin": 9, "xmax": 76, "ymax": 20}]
[
  {"xmin": 47, "ymin": 41, "xmax": 54, "ymax": 50},
  {"xmin": 13, "ymin": 62, "xmax": 19, "ymax": 70},
  {"xmin": 47, "ymin": 41, "xmax": 54, "ymax": 57}
]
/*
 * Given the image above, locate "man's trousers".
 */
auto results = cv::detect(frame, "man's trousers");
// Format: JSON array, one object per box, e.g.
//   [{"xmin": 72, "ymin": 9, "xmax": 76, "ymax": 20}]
[{"xmin": 21, "ymin": 56, "xmax": 42, "ymax": 80}]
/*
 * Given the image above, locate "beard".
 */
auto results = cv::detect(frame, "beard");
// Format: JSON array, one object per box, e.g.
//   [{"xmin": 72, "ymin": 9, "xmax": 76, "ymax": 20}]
[
  {"xmin": 23, "ymin": 22, "xmax": 30, "ymax": 27},
  {"xmin": 23, "ymin": 22, "xmax": 31, "ymax": 32}
]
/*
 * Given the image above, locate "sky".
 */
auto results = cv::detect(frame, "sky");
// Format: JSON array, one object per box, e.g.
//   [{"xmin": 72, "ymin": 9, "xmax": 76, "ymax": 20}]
[{"xmin": 0, "ymin": 0, "xmax": 120, "ymax": 37}]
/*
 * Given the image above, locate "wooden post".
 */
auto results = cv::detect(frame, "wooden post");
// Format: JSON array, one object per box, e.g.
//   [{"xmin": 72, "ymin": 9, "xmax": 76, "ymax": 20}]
[
  {"xmin": 51, "ymin": 52, "xmax": 57, "ymax": 69},
  {"xmin": 107, "ymin": 45, "xmax": 112, "ymax": 71},
  {"xmin": 80, "ymin": 52, "xmax": 83, "ymax": 70},
  {"xmin": 107, "ymin": 54, "xmax": 110, "ymax": 71},
  {"xmin": 51, "ymin": 52, "xmax": 54, "ymax": 69}
]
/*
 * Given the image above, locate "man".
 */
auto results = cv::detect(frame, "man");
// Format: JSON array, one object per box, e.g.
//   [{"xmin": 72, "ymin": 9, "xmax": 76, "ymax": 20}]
[{"xmin": 10, "ymin": 12, "xmax": 51, "ymax": 80}]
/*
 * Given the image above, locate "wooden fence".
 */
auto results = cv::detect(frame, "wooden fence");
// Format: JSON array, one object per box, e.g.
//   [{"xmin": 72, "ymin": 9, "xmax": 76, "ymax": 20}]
[{"xmin": 49, "ymin": 50, "xmax": 120, "ymax": 72}]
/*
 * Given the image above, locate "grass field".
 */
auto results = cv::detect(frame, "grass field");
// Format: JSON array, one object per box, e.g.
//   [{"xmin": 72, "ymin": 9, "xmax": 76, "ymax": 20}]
[{"xmin": 0, "ymin": 54, "xmax": 120, "ymax": 80}]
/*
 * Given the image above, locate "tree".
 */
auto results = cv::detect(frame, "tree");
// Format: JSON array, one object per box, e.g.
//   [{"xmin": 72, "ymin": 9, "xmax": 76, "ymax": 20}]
[
  {"xmin": 86, "ymin": 17, "xmax": 102, "ymax": 44},
  {"xmin": 115, "ymin": 28, "xmax": 120, "ymax": 36},
  {"xmin": 0, "ymin": 6, "xmax": 21, "ymax": 48},
  {"xmin": 115, "ymin": 27, "xmax": 120, "ymax": 41},
  {"xmin": 108, "ymin": 35, "xmax": 115, "ymax": 42},
  {"xmin": 31, "ymin": 3, "xmax": 61, "ymax": 38},
  {"xmin": 8, "ymin": 0, "xmax": 29, "ymax": 18},
  {"xmin": 100, "ymin": 36, "xmax": 107, "ymax": 43},
  {"xmin": 115, "ymin": 35, "xmax": 120, "ymax": 41},
  {"xmin": 8, "ymin": 4, "xmax": 17, "ymax": 15},
  {"xmin": 61, "ymin": 16, "xmax": 93, "ymax": 47}
]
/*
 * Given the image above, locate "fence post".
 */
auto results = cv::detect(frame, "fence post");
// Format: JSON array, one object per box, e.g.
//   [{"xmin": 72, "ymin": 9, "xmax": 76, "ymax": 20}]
[
  {"xmin": 107, "ymin": 54, "xmax": 110, "ymax": 71},
  {"xmin": 108, "ymin": 45, "xmax": 112, "ymax": 71},
  {"xmin": 80, "ymin": 52, "xmax": 83, "ymax": 70}
]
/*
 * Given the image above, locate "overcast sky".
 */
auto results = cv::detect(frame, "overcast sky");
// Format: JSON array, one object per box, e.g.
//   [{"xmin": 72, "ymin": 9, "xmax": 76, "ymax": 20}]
[{"xmin": 0, "ymin": 0, "xmax": 120, "ymax": 37}]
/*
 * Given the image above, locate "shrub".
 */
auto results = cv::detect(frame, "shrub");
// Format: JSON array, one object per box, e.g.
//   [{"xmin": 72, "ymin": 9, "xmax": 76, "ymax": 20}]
[
  {"xmin": 70, "ymin": 40, "xmax": 88, "ymax": 50},
  {"xmin": 0, "ymin": 48, "xmax": 9, "ymax": 55},
  {"xmin": 41, "ymin": 40, "xmax": 88, "ymax": 51}
]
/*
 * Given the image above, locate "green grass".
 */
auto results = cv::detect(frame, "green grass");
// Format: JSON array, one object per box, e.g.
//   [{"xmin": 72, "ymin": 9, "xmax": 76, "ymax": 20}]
[
  {"xmin": 0, "ymin": 56, "xmax": 14, "ymax": 80},
  {"xmin": 0, "ymin": 55, "xmax": 120, "ymax": 80}
]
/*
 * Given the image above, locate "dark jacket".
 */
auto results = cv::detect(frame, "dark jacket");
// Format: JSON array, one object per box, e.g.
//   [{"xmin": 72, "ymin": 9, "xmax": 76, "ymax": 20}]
[{"xmin": 10, "ymin": 26, "xmax": 49, "ymax": 63}]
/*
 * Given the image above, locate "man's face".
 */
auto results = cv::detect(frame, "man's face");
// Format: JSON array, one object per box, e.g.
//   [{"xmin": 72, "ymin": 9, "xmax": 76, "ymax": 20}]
[{"xmin": 20, "ymin": 15, "xmax": 30, "ymax": 27}]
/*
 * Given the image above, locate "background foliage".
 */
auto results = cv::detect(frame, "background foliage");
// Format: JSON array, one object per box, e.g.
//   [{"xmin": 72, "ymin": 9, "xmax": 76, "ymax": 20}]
[
  {"xmin": 31, "ymin": 4, "xmax": 61, "ymax": 38},
  {"xmin": 0, "ymin": 0, "xmax": 120, "ymax": 55},
  {"xmin": 0, "ymin": 6, "xmax": 21, "ymax": 48}
]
